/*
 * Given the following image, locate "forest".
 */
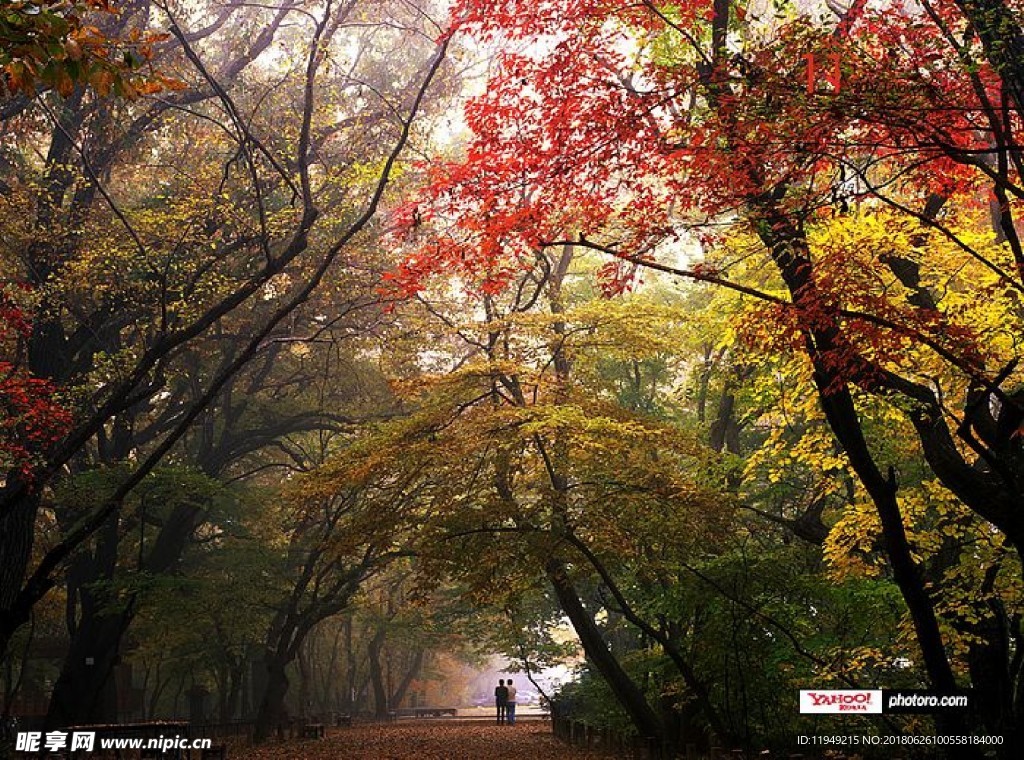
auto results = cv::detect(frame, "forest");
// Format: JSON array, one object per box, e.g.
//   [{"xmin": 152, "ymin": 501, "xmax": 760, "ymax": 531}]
[{"xmin": 2, "ymin": 1, "xmax": 1024, "ymax": 758}]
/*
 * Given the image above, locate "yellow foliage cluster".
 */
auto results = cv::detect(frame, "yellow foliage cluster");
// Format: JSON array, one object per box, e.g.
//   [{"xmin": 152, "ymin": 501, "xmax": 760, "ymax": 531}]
[{"xmin": 705, "ymin": 206, "xmax": 1024, "ymax": 653}]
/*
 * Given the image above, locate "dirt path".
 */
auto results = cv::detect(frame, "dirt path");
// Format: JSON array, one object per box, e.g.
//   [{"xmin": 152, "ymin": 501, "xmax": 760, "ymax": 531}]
[{"xmin": 243, "ymin": 720, "xmax": 613, "ymax": 759}]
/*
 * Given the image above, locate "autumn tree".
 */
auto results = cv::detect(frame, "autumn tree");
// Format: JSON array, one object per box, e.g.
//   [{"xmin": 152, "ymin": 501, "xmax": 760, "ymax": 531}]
[{"xmin": 316, "ymin": 249, "xmax": 750, "ymax": 748}]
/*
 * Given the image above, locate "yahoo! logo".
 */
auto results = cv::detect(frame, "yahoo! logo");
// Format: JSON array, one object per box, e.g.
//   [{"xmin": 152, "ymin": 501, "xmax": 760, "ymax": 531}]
[
  {"xmin": 808, "ymin": 691, "xmax": 873, "ymax": 706},
  {"xmin": 799, "ymin": 689, "xmax": 883, "ymax": 713}
]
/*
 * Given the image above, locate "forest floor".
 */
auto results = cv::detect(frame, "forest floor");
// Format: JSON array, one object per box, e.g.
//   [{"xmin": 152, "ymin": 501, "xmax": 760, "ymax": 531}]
[{"xmin": 241, "ymin": 719, "xmax": 614, "ymax": 759}]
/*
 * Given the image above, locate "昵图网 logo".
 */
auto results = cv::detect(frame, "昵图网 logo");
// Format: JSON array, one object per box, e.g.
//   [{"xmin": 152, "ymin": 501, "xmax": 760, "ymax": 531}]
[{"xmin": 799, "ymin": 690, "xmax": 883, "ymax": 714}]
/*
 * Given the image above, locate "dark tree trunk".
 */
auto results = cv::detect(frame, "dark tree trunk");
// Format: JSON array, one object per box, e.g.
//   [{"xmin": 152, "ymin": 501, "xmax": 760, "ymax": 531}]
[
  {"xmin": 0, "ymin": 488, "xmax": 43, "ymax": 657},
  {"xmin": 297, "ymin": 644, "xmax": 311, "ymax": 718},
  {"xmin": 147, "ymin": 667, "xmax": 169, "ymax": 720},
  {"xmin": 45, "ymin": 501, "xmax": 203, "ymax": 728},
  {"xmin": 545, "ymin": 558, "xmax": 665, "ymax": 746},
  {"xmin": 343, "ymin": 617, "xmax": 356, "ymax": 714},
  {"xmin": 368, "ymin": 628, "xmax": 389, "ymax": 717},
  {"xmin": 708, "ymin": 385, "xmax": 741, "ymax": 455},
  {"xmin": 389, "ymin": 649, "xmax": 424, "ymax": 709},
  {"xmin": 251, "ymin": 556, "xmax": 371, "ymax": 740},
  {"xmin": 45, "ymin": 610, "xmax": 130, "ymax": 728},
  {"xmin": 46, "ymin": 502, "xmax": 124, "ymax": 729},
  {"xmin": 223, "ymin": 662, "xmax": 244, "ymax": 722},
  {"xmin": 254, "ymin": 657, "xmax": 290, "ymax": 741},
  {"xmin": 961, "ymin": 567, "xmax": 1022, "ymax": 759},
  {"xmin": 320, "ymin": 624, "xmax": 343, "ymax": 714}
]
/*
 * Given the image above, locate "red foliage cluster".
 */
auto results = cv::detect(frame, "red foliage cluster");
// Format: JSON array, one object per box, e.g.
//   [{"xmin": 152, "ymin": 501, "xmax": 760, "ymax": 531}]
[
  {"xmin": 383, "ymin": 0, "xmax": 1016, "ymax": 381},
  {"xmin": 1, "ymin": 288, "xmax": 70, "ymax": 478}
]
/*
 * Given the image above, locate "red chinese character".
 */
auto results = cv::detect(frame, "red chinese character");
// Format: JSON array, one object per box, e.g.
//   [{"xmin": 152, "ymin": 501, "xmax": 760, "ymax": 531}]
[{"xmin": 804, "ymin": 53, "xmax": 841, "ymax": 94}]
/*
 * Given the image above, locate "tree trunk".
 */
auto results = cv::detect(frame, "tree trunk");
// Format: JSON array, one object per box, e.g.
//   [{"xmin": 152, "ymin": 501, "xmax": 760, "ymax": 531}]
[
  {"xmin": 297, "ymin": 644, "xmax": 311, "ymax": 718},
  {"xmin": 46, "ymin": 503, "xmax": 124, "ymax": 728},
  {"xmin": 45, "ymin": 610, "xmax": 128, "ymax": 727},
  {"xmin": 368, "ymin": 628, "xmax": 389, "ymax": 717},
  {"xmin": 545, "ymin": 557, "xmax": 664, "ymax": 745},
  {"xmin": 343, "ymin": 617, "xmax": 357, "ymax": 714},
  {"xmin": 254, "ymin": 657, "xmax": 290, "ymax": 741},
  {"xmin": 0, "ymin": 488, "xmax": 43, "ymax": 659},
  {"xmin": 389, "ymin": 649, "xmax": 424, "ymax": 709},
  {"xmin": 46, "ymin": 500, "xmax": 203, "ymax": 728},
  {"xmin": 708, "ymin": 384, "xmax": 741, "ymax": 455},
  {"xmin": 755, "ymin": 210, "xmax": 983, "ymax": 756},
  {"xmin": 147, "ymin": 667, "xmax": 168, "ymax": 720},
  {"xmin": 224, "ymin": 662, "xmax": 244, "ymax": 722}
]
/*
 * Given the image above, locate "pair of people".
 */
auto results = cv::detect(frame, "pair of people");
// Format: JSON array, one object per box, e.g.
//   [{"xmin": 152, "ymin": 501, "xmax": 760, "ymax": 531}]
[{"xmin": 494, "ymin": 678, "xmax": 517, "ymax": 725}]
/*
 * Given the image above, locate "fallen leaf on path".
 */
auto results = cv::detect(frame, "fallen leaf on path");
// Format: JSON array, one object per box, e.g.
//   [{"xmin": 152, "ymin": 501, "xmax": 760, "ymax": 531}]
[{"xmin": 239, "ymin": 720, "xmax": 616, "ymax": 759}]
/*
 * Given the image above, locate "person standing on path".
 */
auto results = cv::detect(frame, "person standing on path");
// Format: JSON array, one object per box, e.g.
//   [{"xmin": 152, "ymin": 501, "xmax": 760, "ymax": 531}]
[
  {"xmin": 505, "ymin": 679, "xmax": 517, "ymax": 725},
  {"xmin": 495, "ymin": 679, "xmax": 508, "ymax": 724}
]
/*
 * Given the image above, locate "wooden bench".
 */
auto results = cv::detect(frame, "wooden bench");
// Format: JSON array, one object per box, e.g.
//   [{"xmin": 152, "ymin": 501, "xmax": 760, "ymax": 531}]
[
  {"xmin": 335, "ymin": 713, "xmax": 352, "ymax": 727},
  {"xmin": 301, "ymin": 723, "xmax": 325, "ymax": 739}
]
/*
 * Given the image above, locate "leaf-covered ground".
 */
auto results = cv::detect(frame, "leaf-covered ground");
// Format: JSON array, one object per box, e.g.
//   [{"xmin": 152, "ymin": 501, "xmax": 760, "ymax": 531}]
[{"xmin": 242, "ymin": 720, "xmax": 614, "ymax": 759}]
